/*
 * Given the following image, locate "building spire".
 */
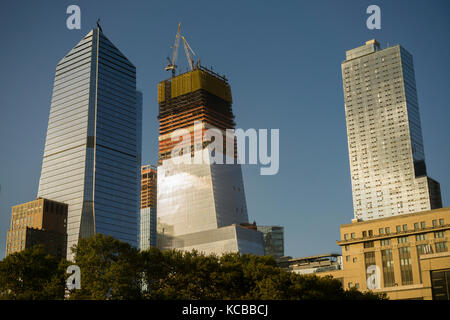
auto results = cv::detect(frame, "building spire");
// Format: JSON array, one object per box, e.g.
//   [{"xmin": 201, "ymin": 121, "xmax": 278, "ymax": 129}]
[{"xmin": 96, "ymin": 18, "xmax": 103, "ymax": 33}]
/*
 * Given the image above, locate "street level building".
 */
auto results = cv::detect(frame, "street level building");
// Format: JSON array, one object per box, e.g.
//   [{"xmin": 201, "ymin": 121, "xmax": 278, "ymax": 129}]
[
  {"xmin": 278, "ymin": 253, "xmax": 343, "ymax": 276},
  {"xmin": 320, "ymin": 207, "xmax": 450, "ymax": 300}
]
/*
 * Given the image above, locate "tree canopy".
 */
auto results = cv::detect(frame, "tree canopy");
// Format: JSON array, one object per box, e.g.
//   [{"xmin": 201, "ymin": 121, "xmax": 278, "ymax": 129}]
[
  {"xmin": 0, "ymin": 234, "xmax": 386, "ymax": 300},
  {"xmin": 0, "ymin": 245, "xmax": 68, "ymax": 300}
]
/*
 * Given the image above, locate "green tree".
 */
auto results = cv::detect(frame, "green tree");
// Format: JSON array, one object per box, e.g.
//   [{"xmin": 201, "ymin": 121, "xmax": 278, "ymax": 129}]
[
  {"xmin": 0, "ymin": 245, "xmax": 67, "ymax": 300},
  {"xmin": 139, "ymin": 247, "xmax": 386, "ymax": 300},
  {"xmin": 142, "ymin": 249, "xmax": 222, "ymax": 299},
  {"xmin": 68, "ymin": 233, "xmax": 143, "ymax": 300},
  {"xmin": 0, "ymin": 235, "xmax": 386, "ymax": 300}
]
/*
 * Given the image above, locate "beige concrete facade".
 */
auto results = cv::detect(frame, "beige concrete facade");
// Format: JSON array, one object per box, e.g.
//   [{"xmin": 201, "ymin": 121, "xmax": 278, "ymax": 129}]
[
  {"xmin": 323, "ymin": 207, "xmax": 450, "ymax": 299},
  {"xmin": 5, "ymin": 197, "xmax": 68, "ymax": 259}
]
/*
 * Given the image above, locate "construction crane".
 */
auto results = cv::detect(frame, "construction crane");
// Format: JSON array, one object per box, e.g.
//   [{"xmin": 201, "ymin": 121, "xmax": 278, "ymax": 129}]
[
  {"xmin": 165, "ymin": 23, "xmax": 199, "ymax": 76},
  {"xmin": 165, "ymin": 22, "xmax": 181, "ymax": 76},
  {"xmin": 182, "ymin": 36, "xmax": 198, "ymax": 71}
]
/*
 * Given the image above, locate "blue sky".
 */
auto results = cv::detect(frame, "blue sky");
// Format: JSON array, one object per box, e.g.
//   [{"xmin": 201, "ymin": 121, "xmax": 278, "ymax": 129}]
[{"xmin": 0, "ymin": 0, "xmax": 449, "ymax": 259}]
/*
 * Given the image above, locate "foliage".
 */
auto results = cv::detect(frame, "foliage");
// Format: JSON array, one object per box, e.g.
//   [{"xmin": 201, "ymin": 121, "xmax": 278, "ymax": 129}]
[
  {"xmin": 68, "ymin": 233, "xmax": 142, "ymax": 300},
  {"xmin": 0, "ymin": 245, "xmax": 68, "ymax": 300},
  {"xmin": 139, "ymin": 245, "xmax": 385, "ymax": 300},
  {"xmin": 0, "ymin": 234, "xmax": 387, "ymax": 300}
]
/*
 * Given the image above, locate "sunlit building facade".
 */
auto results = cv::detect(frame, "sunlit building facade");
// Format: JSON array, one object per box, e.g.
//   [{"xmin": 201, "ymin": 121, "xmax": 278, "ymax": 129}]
[
  {"xmin": 342, "ymin": 39, "xmax": 442, "ymax": 221},
  {"xmin": 156, "ymin": 67, "xmax": 264, "ymax": 255},
  {"xmin": 5, "ymin": 198, "xmax": 68, "ymax": 260},
  {"xmin": 334, "ymin": 207, "xmax": 450, "ymax": 300},
  {"xmin": 37, "ymin": 28, "xmax": 141, "ymax": 258}
]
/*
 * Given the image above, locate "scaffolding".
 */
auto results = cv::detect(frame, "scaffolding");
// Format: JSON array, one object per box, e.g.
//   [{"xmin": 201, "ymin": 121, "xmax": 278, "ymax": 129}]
[{"xmin": 157, "ymin": 66, "xmax": 236, "ymax": 164}]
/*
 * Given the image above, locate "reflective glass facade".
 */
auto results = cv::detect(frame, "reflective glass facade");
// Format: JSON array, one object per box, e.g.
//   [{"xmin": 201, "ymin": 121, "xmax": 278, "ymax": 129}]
[
  {"xmin": 158, "ymin": 224, "xmax": 265, "ymax": 256},
  {"xmin": 37, "ymin": 28, "xmax": 140, "ymax": 257},
  {"xmin": 139, "ymin": 207, "xmax": 156, "ymax": 250},
  {"xmin": 157, "ymin": 150, "xmax": 249, "ymax": 237},
  {"xmin": 342, "ymin": 40, "xmax": 442, "ymax": 221},
  {"xmin": 139, "ymin": 165, "xmax": 157, "ymax": 250},
  {"xmin": 257, "ymin": 225, "xmax": 284, "ymax": 258}
]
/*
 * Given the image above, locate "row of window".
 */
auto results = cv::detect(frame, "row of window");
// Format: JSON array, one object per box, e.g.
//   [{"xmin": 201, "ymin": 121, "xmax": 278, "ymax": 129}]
[
  {"xmin": 344, "ymin": 219, "xmax": 445, "ymax": 240},
  {"xmin": 347, "ymin": 242, "xmax": 448, "ymax": 288},
  {"xmin": 347, "ymin": 240, "xmax": 448, "ymax": 259}
]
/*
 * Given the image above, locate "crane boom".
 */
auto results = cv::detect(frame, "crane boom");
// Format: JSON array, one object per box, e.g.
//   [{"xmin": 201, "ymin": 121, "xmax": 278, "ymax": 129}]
[
  {"xmin": 165, "ymin": 23, "xmax": 199, "ymax": 75},
  {"xmin": 165, "ymin": 22, "xmax": 181, "ymax": 76},
  {"xmin": 172, "ymin": 22, "xmax": 181, "ymax": 69},
  {"xmin": 182, "ymin": 36, "xmax": 197, "ymax": 71}
]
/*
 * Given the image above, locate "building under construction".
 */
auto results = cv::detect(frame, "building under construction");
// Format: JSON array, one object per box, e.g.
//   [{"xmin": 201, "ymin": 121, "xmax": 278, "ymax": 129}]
[
  {"xmin": 139, "ymin": 165, "xmax": 157, "ymax": 250},
  {"xmin": 157, "ymin": 66, "xmax": 236, "ymax": 164},
  {"xmin": 155, "ymin": 24, "xmax": 264, "ymax": 255},
  {"xmin": 141, "ymin": 165, "xmax": 157, "ymax": 209}
]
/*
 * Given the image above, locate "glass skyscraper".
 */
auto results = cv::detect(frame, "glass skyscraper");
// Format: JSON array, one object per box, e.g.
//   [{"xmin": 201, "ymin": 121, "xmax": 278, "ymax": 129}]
[
  {"xmin": 37, "ymin": 28, "xmax": 141, "ymax": 257},
  {"xmin": 342, "ymin": 39, "xmax": 442, "ymax": 221}
]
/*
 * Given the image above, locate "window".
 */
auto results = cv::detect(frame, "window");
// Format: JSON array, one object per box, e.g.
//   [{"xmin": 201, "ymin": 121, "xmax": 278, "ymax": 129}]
[
  {"xmin": 362, "ymin": 231, "xmax": 367, "ymax": 238},
  {"xmin": 344, "ymin": 234, "xmax": 349, "ymax": 240},
  {"xmin": 364, "ymin": 241, "xmax": 374, "ymax": 248},
  {"xmin": 420, "ymin": 221, "xmax": 426, "ymax": 229},
  {"xmin": 398, "ymin": 247, "xmax": 413, "ymax": 285},
  {"xmin": 345, "ymin": 245, "xmax": 350, "ymax": 251},
  {"xmin": 417, "ymin": 244, "xmax": 432, "ymax": 257},
  {"xmin": 414, "ymin": 223, "xmax": 419, "ymax": 230},
  {"xmin": 353, "ymin": 257, "xmax": 357, "ymax": 263},
  {"xmin": 380, "ymin": 239, "xmax": 391, "ymax": 246},
  {"xmin": 431, "ymin": 270, "xmax": 450, "ymax": 300},
  {"xmin": 396, "ymin": 225, "xmax": 401, "ymax": 233},
  {"xmin": 415, "ymin": 234, "xmax": 427, "ymax": 241},
  {"xmin": 348, "ymin": 282, "xmax": 353, "ymax": 289},
  {"xmin": 432, "ymin": 220, "xmax": 438, "ymax": 227},
  {"xmin": 398, "ymin": 236, "xmax": 408, "ymax": 244},
  {"xmin": 379, "ymin": 228, "xmax": 384, "ymax": 235},
  {"xmin": 364, "ymin": 251, "xmax": 376, "ymax": 287},
  {"xmin": 385, "ymin": 227, "xmax": 390, "ymax": 234},
  {"xmin": 439, "ymin": 219, "xmax": 444, "ymax": 226},
  {"xmin": 346, "ymin": 255, "xmax": 350, "ymax": 262},
  {"xmin": 368, "ymin": 230, "xmax": 373, "ymax": 237},
  {"xmin": 355, "ymin": 283, "xmax": 360, "ymax": 289},
  {"xmin": 351, "ymin": 233, "xmax": 356, "ymax": 239},
  {"xmin": 381, "ymin": 249, "xmax": 395, "ymax": 287},
  {"xmin": 435, "ymin": 231, "xmax": 445, "ymax": 239},
  {"xmin": 403, "ymin": 224, "xmax": 408, "ymax": 232},
  {"xmin": 435, "ymin": 242, "xmax": 448, "ymax": 253}
]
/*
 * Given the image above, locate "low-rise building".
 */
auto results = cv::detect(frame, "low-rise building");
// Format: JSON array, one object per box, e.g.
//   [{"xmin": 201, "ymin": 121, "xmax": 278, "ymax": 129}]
[
  {"xmin": 278, "ymin": 253, "xmax": 342, "ymax": 277},
  {"xmin": 330, "ymin": 207, "xmax": 450, "ymax": 299},
  {"xmin": 5, "ymin": 197, "xmax": 68, "ymax": 259},
  {"xmin": 257, "ymin": 225, "xmax": 284, "ymax": 259},
  {"xmin": 280, "ymin": 208, "xmax": 450, "ymax": 300}
]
